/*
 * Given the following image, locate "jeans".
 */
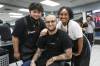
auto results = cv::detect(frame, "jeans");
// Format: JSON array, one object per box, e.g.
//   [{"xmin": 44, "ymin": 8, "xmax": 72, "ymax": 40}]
[
  {"xmin": 22, "ymin": 60, "xmax": 31, "ymax": 66},
  {"xmin": 22, "ymin": 60, "xmax": 70, "ymax": 66}
]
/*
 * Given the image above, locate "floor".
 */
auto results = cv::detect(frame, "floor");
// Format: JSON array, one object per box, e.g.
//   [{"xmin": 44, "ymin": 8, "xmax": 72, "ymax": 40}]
[{"xmin": 89, "ymin": 44, "xmax": 100, "ymax": 66}]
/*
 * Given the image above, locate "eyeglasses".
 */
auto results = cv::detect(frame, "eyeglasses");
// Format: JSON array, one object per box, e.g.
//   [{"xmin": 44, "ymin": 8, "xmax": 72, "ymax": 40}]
[{"xmin": 45, "ymin": 20, "xmax": 56, "ymax": 23}]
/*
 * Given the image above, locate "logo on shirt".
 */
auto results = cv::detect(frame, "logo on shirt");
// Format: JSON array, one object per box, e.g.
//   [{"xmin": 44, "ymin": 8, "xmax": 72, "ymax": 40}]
[{"xmin": 28, "ymin": 31, "xmax": 36, "ymax": 34}]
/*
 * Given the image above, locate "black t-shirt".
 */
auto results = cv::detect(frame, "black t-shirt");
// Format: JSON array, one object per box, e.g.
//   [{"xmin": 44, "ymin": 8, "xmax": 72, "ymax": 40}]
[
  {"xmin": 37, "ymin": 29, "xmax": 72, "ymax": 60},
  {"xmin": 12, "ymin": 15, "xmax": 45, "ymax": 60}
]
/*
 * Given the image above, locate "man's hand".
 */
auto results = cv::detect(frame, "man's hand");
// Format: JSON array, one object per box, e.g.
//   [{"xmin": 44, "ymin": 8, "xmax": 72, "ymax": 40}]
[
  {"xmin": 30, "ymin": 60, "xmax": 36, "ymax": 66},
  {"xmin": 46, "ymin": 57, "xmax": 56, "ymax": 66},
  {"xmin": 14, "ymin": 51, "xmax": 20, "ymax": 60}
]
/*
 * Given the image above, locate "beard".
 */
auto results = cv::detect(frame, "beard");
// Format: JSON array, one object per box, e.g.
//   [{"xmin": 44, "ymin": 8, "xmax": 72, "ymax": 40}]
[{"xmin": 47, "ymin": 27, "xmax": 56, "ymax": 32}]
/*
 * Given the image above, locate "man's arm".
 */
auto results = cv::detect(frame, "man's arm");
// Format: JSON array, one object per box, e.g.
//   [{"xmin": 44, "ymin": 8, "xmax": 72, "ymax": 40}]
[
  {"xmin": 12, "ymin": 36, "xmax": 20, "ymax": 60},
  {"xmin": 32, "ymin": 48, "xmax": 44, "ymax": 62},
  {"xmin": 46, "ymin": 48, "xmax": 72, "ymax": 66},
  {"xmin": 30, "ymin": 48, "xmax": 44, "ymax": 66},
  {"xmin": 49, "ymin": 48, "xmax": 72, "ymax": 61}
]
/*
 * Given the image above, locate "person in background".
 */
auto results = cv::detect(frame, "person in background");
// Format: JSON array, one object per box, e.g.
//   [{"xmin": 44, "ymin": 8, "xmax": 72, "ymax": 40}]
[
  {"xmin": 0, "ymin": 19, "xmax": 3, "ymax": 24},
  {"xmin": 12, "ymin": 2, "xmax": 45, "ymax": 62},
  {"xmin": 0, "ymin": 19, "xmax": 4, "ymax": 39},
  {"xmin": 57, "ymin": 6, "xmax": 83, "ymax": 66},
  {"xmin": 0, "ymin": 21, "xmax": 14, "ymax": 63},
  {"xmin": 4, "ymin": 23, "xmax": 13, "ymax": 34},
  {"xmin": 3, "ymin": 22, "xmax": 13, "ymax": 34},
  {"xmin": 0, "ymin": 19, "xmax": 4, "ymax": 40},
  {"xmin": 0, "ymin": 22, "xmax": 12, "ymax": 42},
  {"xmin": 85, "ymin": 15, "xmax": 95, "ymax": 46}
]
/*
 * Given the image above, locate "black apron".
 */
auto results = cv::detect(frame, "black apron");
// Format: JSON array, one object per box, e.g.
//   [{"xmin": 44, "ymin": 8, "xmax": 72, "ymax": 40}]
[
  {"xmin": 72, "ymin": 34, "xmax": 91, "ymax": 66},
  {"xmin": 20, "ymin": 17, "xmax": 41, "ymax": 61}
]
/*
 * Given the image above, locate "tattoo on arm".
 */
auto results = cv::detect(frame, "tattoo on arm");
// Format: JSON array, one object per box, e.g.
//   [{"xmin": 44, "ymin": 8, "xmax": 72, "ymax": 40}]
[
  {"xmin": 32, "ymin": 48, "xmax": 44, "ymax": 62},
  {"xmin": 52, "ymin": 48, "xmax": 72, "ymax": 61}
]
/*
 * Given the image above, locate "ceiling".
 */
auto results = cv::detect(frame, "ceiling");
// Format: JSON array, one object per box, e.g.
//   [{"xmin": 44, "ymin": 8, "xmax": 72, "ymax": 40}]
[{"xmin": 0, "ymin": 0, "xmax": 100, "ymax": 23}]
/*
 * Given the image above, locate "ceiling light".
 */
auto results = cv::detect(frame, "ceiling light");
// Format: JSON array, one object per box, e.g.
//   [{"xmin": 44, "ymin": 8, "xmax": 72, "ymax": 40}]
[
  {"xmin": 9, "ymin": 12, "xmax": 23, "ymax": 16},
  {"xmin": 10, "ymin": 15, "xmax": 24, "ymax": 18},
  {"xmin": 0, "ymin": 13, "xmax": 5, "ymax": 14},
  {"xmin": 0, "ymin": 4, "xmax": 4, "ymax": 8},
  {"xmin": 19, "ymin": 8, "xmax": 29, "ymax": 12},
  {"xmin": 40, "ymin": 0, "xmax": 60, "ymax": 6},
  {"xmin": 93, "ymin": 9, "xmax": 100, "ymax": 13}
]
